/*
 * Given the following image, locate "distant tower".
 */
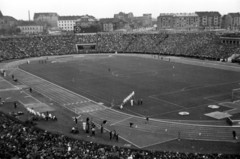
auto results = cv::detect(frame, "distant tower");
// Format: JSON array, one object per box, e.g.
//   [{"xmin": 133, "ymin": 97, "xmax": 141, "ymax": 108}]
[{"xmin": 28, "ymin": 10, "xmax": 30, "ymax": 21}]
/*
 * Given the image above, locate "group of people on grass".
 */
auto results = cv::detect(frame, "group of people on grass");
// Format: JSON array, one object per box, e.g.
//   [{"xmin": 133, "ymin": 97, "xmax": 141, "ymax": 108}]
[
  {"xmin": 0, "ymin": 112, "xmax": 239, "ymax": 159},
  {"xmin": 0, "ymin": 32, "xmax": 239, "ymax": 62}
]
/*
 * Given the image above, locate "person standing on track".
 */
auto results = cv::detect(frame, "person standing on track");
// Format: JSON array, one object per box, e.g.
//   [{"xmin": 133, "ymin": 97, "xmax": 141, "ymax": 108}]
[
  {"xmin": 100, "ymin": 124, "xmax": 103, "ymax": 134},
  {"xmin": 232, "ymin": 131, "xmax": 238, "ymax": 140},
  {"xmin": 74, "ymin": 117, "xmax": 78, "ymax": 124},
  {"xmin": 14, "ymin": 101, "xmax": 17, "ymax": 109},
  {"xmin": 109, "ymin": 131, "xmax": 113, "ymax": 140},
  {"xmin": 145, "ymin": 116, "xmax": 149, "ymax": 124}
]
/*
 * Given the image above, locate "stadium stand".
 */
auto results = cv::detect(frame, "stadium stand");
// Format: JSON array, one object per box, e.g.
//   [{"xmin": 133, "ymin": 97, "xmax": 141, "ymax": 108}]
[
  {"xmin": 0, "ymin": 32, "xmax": 239, "ymax": 62},
  {"xmin": 1, "ymin": 112, "xmax": 239, "ymax": 158}
]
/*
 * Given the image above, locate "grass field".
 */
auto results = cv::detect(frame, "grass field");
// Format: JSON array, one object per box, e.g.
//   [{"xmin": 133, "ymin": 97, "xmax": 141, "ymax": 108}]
[
  {"xmin": 2, "ymin": 54, "xmax": 240, "ymax": 153},
  {"xmin": 19, "ymin": 54, "xmax": 240, "ymax": 120}
]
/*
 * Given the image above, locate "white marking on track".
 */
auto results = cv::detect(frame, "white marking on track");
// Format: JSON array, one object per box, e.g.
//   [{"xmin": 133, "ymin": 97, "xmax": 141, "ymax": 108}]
[{"xmin": 110, "ymin": 117, "xmax": 132, "ymax": 126}]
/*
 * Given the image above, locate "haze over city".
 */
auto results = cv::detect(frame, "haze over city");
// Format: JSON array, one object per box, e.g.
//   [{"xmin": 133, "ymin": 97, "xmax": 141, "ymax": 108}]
[{"xmin": 1, "ymin": 0, "xmax": 240, "ymax": 20}]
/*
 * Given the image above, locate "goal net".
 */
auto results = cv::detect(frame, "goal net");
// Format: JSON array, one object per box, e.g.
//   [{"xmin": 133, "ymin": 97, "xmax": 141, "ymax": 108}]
[{"xmin": 232, "ymin": 88, "xmax": 240, "ymax": 101}]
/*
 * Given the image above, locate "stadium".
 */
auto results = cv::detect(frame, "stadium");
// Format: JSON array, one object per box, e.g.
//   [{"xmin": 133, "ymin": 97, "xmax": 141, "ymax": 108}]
[{"xmin": 1, "ymin": 32, "xmax": 240, "ymax": 158}]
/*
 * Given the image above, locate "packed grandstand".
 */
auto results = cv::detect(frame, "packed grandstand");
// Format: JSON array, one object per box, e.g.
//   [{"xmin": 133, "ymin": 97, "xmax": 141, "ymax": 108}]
[
  {"xmin": 1, "ymin": 32, "xmax": 240, "ymax": 159},
  {"xmin": 0, "ymin": 32, "xmax": 240, "ymax": 62}
]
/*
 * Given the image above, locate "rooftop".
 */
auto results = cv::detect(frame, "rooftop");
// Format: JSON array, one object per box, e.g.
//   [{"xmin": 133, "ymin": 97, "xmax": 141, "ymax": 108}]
[
  {"xmin": 228, "ymin": 12, "xmax": 240, "ymax": 17},
  {"xmin": 34, "ymin": 12, "xmax": 59, "ymax": 20},
  {"xmin": 159, "ymin": 13, "xmax": 198, "ymax": 17},
  {"xmin": 58, "ymin": 16, "xmax": 82, "ymax": 20},
  {"xmin": 2, "ymin": 16, "xmax": 17, "ymax": 21},
  {"xmin": 76, "ymin": 15, "xmax": 97, "ymax": 22},
  {"xmin": 195, "ymin": 11, "xmax": 221, "ymax": 17},
  {"xmin": 0, "ymin": 10, "xmax": 3, "ymax": 18},
  {"xmin": 99, "ymin": 18, "xmax": 127, "ymax": 23},
  {"xmin": 18, "ymin": 21, "xmax": 42, "ymax": 26},
  {"xmin": 175, "ymin": 13, "xmax": 198, "ymax": 17}
]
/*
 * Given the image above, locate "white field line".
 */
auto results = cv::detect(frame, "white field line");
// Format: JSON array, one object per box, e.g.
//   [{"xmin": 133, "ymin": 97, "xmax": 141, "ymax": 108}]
[
  {"xmin": 1, "ymin": 78, "xmax": 21, "ymax": 90},
  {"xmin": 37, "ymin": 88, "xmax": 100, "ymax": 109},
  {"xmin": 151, "ymin": 119, "xmax": 226, "ymax": 123},
  {"xmin": 7, "ymin": 67, "xmax": 17, "ymax": 76},
  {"xmin": 32, "ymin": 86, "xmax": 95, "ymax": 111},
  {"xmin": 173, "ymin": 58, "xmax": 240, "ymax": 70},
  {"xmin": 110, "ymin": 117, "xmax": 133, "ymax": 126},
  {"xmin": 35, "ymin": 86, "xmax": 82, "ymax": 104},
  {"xmin": 1, "ymin": 79, "xmax": 43, "ymax": 106},
  {"xmin": 139, "ymin": 138, "xmax": 178, "ymax": 149},
  {"xmin": 112, "ymin": 70, "xmax": 158, "ymax": 77},
  {"xmin": 203, "ymin": 93, "xmax": 231, "ymax": 100},
  {"xmin": 0, "ymin": 88, "xmax": 19, "ymax": 92},
  {"xmin": 181, "ymin": 85, "xmax": 206, "ymax": 91},
  {"xmin": 149, "ymin": 96, "xmax": 186, "ymax": 109},
  {"xmin": 111, "ymin": 66, "xmax": 175, "ymax": 77},
  {"xmin": 149, "ymin": 80, "xmax": 240, "ymax": 97}
]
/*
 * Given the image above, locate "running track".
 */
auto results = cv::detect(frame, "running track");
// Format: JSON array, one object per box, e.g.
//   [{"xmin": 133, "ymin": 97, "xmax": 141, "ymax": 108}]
[{"xmin": 4, "ymin": 55, "xmax": 240, "ymax": 148}]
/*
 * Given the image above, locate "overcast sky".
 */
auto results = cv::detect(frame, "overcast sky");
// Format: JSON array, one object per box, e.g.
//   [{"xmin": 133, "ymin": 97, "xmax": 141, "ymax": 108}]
[{"xmin": 1, "ymin": 0, "xmax": 240, "ymax": 20}]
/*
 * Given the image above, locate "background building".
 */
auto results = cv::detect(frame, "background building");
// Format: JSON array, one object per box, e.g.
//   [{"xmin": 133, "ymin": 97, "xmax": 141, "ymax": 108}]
[
  {"xmin": 195, "ymin": 11, "xmax": 221, "ymax": 30},
  {"xmin": 17, "ymin": 21, "xmax": 45, "ymax": 34},
  {"xmin": 174, "ymin": 13, "xmax": 199, "ymax": 30},
  {"xmin": 58, "ymin": 16, "xmax": 81, "ymax": 31},
  {"xmin": 34, "ymin": 12, "xmax": 58, "ymax": 27},
  {"xmin": 157, "ymin": 13, "xmax": 199, "ymax": 31},
  {"xmin": 223, "ymin": 13, "xmax": 240, "ymax": 31},
  {"xmin": 99, "ymin": 18, "xmax": 114, "ymax": 32},
  {"xmin": 99, "ymin": 18, "xmax": 130, "ymax": 32},
  {"xmin": 75, "ymin": 15, "xmax": 98, "ymax": 26},
  {"xmin": 221, "ymin": 15, "xmax": 227, "ymax": 29},
  {"xmin": 0, "ymin": 10, "xmax": 18, "ymax": 29},
  {"xmin": 114, "ymin": 12, "xmax": 134, "ymax": 20},
  {"xmin": 133, "ymin": 14, "xmax": 152, "ymax": 27},
  {"xmin": 157, "ymin": 13, "xmax": 175, "ymax": 29}
]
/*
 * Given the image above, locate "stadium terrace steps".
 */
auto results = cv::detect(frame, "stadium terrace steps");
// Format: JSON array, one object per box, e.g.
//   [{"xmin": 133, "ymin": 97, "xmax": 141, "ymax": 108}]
[{"xmin": 11, "ymin": 68, "xmax": 240, "ymax": 142}]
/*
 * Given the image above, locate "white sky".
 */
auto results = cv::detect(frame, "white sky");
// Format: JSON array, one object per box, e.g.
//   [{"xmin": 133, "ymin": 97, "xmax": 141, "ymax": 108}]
[{"xmin": 0, "ymin": 0, "xmax": 240, "ymax": 20}]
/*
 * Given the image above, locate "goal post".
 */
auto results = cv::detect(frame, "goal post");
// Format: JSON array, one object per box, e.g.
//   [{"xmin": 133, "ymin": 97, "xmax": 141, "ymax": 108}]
[
  {"xmin": 232, "ymin": 88, "xmax": 240, "ymax": 101},
  {"xmin": 75, "ymin": 43, "xmax": 96, "ymax": 53}
]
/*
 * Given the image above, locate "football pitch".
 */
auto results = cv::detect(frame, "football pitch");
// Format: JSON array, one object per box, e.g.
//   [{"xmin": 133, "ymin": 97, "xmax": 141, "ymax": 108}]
[{"xmin": 19, "ymin": 54, "xmax": 240, "ymax": 121}]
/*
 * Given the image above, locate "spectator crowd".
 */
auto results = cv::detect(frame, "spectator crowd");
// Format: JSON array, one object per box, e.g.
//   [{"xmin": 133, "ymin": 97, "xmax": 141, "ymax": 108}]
[
  {"xmin": 0, "ymin": 32, "xmax": 240, "ymax": 62},
  {"xmin": 1, "ymin": 112, "xmax": 239, "ymax": 159}
]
